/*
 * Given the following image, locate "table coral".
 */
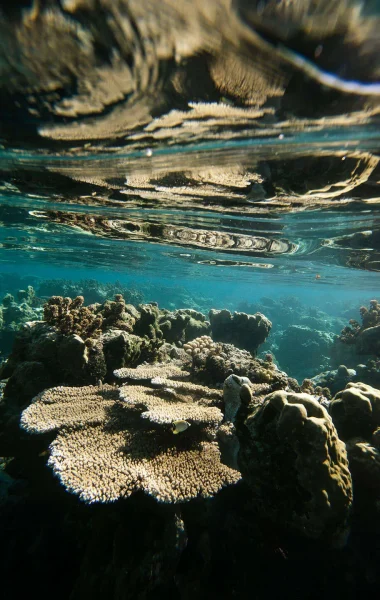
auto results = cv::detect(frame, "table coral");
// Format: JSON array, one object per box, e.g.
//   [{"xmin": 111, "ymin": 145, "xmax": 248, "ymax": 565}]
[
  {"xmin": 20, "ymin": 371, "xmax": 240, "ymax": 504},
  {"xmin": 114, "ymin": 362, "xmax": 189, "ymax": 382},
  {"xmin": 119, "ymin": 384, "xmax": 223, "ymax": 427}
]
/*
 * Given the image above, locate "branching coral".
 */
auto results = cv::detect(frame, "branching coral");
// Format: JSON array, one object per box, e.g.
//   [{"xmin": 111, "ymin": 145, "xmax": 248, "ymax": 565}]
[
  {"xmin": 339, "ymin": 299, "xmax": 380, "ymax": 355},
  {"xmin": 44, "ymin": 295, "xmax": 103, "ymax": 339},
  {"xmin": 43, "ymin": 294, "xmax": 137, "ymax": 340},
  {"xmin": 183, "ymin": 335, "xmax": 288, "ymax": 387}
]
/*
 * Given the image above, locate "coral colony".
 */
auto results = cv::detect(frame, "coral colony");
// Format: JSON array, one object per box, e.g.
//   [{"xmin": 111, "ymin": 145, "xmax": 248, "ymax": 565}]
[{"xmin": 0, "ymin": 290, "xmax": 378, "ymax": 541}]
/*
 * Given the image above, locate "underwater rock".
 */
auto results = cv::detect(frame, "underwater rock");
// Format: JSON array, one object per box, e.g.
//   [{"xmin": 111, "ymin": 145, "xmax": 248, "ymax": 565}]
[
  {"xmin": 236, "ymin": 389, "xmax": 353, "ymax": 542},
  {"xmin": 101, "ymin": 329, "xmax": 156, "ymax": 377},
  {"xmin": 176, "ymin": 309, "xmax": 211, "ymax": 341},
  {"xmin": 135, "ymin": 304, "xmax": 210, "ymax": 345},
  {"xmin": 328, "ymin": 381, "xmax": 380, "ymax": 537},
  {"xmin": 157, "ymin": 311, "xmax": 190, "ymax": 344},
  {"xmin": 133, "ymin": 303, "xmax": 163, "ymax": 341},
  {"xmin": 0, "ymin": 305, "xmax": 162, "ymax": 408},
  {"xmin": 5, "ymin": 360, "xmax": 54, "ymax": 407},
  {"xmin": 209, "ymin": 309, "xmax": 271, "ymax": 354},
  {"xmin": 329, "ymin": 381, "xmax": 380, "ymax": 520}
]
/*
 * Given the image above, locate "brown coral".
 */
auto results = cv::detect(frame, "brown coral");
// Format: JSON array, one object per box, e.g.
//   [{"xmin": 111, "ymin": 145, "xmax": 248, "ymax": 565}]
[
  {"xmin": 44, "ymin": 295, "xmax": 103, "ymax": 339},
  {"xmin": 119, "ymin": 384, "xmax": 223, "ymax": 427},
  {"xmin": 43, "ymin": 294, "xmax": 137, "ymax": 340},
  {"xmin": 237, "ymin": 389, "xmax": 353, "ymax": 541},
  {"xmin": 339, "ymin": 300, "xmax": 380, "ymax": 355},
  {"xmin": 330, "ymin": 381, "xmax": 380, "ymax": 441},
  {"xmin": 20, "ymin": 372, "xmax": 240, "ymax": 504},
  {"xmin": 330, "ymin": 382, "xmax": 380, "ymax": 497},
  {"xmin": 114, "ymin": 363, "xmax": 190, "ymax": 382},
  {"xmin": 48, "ymin": 424, "xmax": 240, "ymax": 503}
]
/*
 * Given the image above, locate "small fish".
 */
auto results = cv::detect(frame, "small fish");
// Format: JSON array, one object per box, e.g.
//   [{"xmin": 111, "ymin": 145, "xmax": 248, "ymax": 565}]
[{"xmin": 172, "ymin": 420, "xmax": 191, "ymax": 434}]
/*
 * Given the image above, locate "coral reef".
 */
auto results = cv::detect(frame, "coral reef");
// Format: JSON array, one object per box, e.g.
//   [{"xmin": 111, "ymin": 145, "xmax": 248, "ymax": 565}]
[
  {"xmin": 329, "ymin": 382, "xmax": 380, "ymax": 441},
  {"xmin": 0, "ymin": 311, "xmax": 160, "ymax": 406},
  {"xmin": 329, "ymin": 382, "xmax": 380, "ymax": 503},
  {"xmin": 20, "ymin": 371, "xmax": 240, "ymax": 504},
  {"xmin": 234, "ymin": 388, "xmax": 353, "ymax": 542},
  {"xmin": 223, "ymin": 374, "xmax": 252, "ymax": 422},
  {"xmin": 43, "ymin": 294, "xmax": 137, "ymax": 338},
  {"xmin": 183, "ymin": 335, "xmax": 289, "ymax": 387},
  {"xmin": 3, "ymin": 289, "xmax": 380, "ymax": 599}
]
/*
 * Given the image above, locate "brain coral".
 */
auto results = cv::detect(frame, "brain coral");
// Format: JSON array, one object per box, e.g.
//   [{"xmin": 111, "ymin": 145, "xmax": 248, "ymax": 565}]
[
  {"xmin": 237, "ymin": 389, "xmax": 353, "ymax": 542},
  {"xmin": 329, "ymin": 381, "xmax": 380, "ymax": 441},
  {"xmin": 330, "ymin": 382, "xmax": 380, "ymax": 498},
  {"xmin": 20, "ymin": 373, "xmax": 240, "ymax": 504}
]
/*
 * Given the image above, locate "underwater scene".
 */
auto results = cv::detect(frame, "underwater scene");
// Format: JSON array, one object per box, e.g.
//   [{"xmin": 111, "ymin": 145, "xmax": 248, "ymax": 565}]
[{"xmin": 0, "ymin": 1, "xmax": 380, "ymax": 599}]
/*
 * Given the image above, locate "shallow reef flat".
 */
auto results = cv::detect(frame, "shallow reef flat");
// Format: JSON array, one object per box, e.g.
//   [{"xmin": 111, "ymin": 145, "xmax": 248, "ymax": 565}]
[{"xmin": 0, "ymin": 291, "xmax": 380, "ymax": 599}]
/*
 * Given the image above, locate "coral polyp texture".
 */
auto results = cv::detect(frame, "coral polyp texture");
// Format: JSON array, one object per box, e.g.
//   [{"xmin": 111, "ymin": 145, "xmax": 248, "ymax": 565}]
[
  {"xmin": 236, "ymin": 389, "xmax": 353, "ymax": 542},
  {"xmin": 329, "ymin": 382, "xmax": 380, "ymax": 495},
  {"xmin": 183, "ymin": 335, "xmax": 287, "ymax": 386},
  {"xmin": 20, "ymin": 384, "xmax": 119, "ymax": 433},
  {"xmin": 48, "ymin": 426, "xmax": 240, "ymax": 504},
  {"xmin": 114, "ymin": 362, "xmax": 189, "ymax": 382},
  {"xmin": 20, "ymin": 370, "xmax": 240, "ymax": 504},
  {"xmin": 119, "ymin": 384, "xmax": 223, "ymax": 427}
]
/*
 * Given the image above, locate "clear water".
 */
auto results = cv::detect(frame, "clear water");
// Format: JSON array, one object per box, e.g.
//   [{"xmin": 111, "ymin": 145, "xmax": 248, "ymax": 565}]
[{"xmin": 0, "ymin": 1, "xmax": 380, "ymax": 598}]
